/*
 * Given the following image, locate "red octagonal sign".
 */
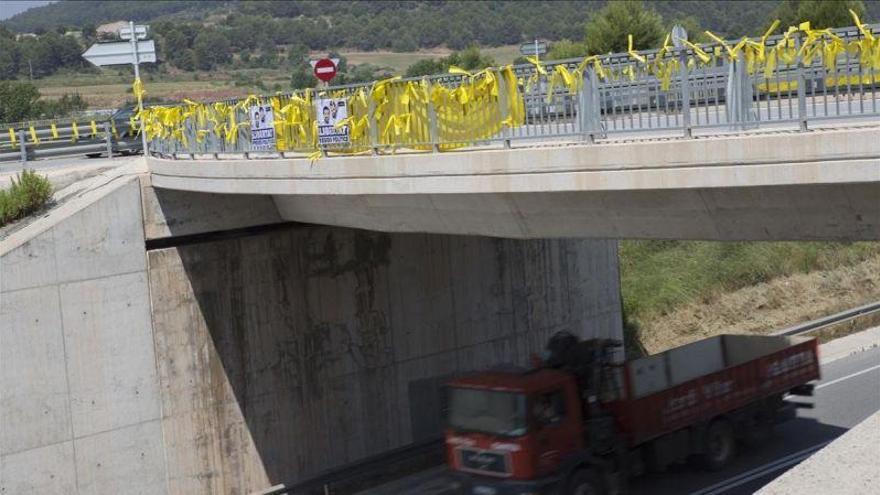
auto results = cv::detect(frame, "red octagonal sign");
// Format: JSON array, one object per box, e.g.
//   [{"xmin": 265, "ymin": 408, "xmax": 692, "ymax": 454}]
[{"xmin": 313, "ymin": 58, "xmax": 337, "ymax": 82}]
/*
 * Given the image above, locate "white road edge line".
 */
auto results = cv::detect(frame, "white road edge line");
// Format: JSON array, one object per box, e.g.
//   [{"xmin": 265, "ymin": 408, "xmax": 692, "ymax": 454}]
[
  {"xmin": 816, "ymin": 363, "xmax": 880, "ymax": 390},
  {"xmin": 695, "ymin": 363, "xmax": 880, "ymax": 494},
  {"xmin": 688, "ymin": 441, "xmax": 832, "ymax": 495}
]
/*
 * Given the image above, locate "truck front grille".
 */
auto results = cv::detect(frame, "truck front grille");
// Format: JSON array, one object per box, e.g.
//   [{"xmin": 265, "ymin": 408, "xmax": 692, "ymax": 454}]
[{"xmin": 458, "ymin": 448, "xmax": 509, "ymax": 476}]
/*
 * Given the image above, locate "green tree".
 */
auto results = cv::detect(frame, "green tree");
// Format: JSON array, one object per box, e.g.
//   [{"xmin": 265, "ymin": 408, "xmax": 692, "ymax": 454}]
[
  {"xmin": 404, "ymin": 46, "xmax": 495, "ymax": 78},
  {"xmin": 290, "ymin": 64, "xmax": 315, "ymax": 89},
  {"xmin": 770, "ymin": 0, "xmax": 866, "ymax": 30},
  {"xmin": 161, "ymin": 29, "xmax": 195, "ymax": 68},
  {"xmin": 0, "ymin": 81, "xmax": 42, "ymax": 122},
  {"xmin": 584, "ymin": 0, "xmax": 665, "ymax": 55},
  {"xmin": 286, "ymin": 44, "xmax": 307, "ymax": 68},
  {"xmin": 0, "ymin": 37, "xmax": 20, "ymax": 80},
  {"xmin": 453, "ymin": 46, "xmax": 495, "ymax": 71},
  {"xmin": 547, "ymin": 39, "xmax": 590, "ymax": 60},
  {"xmin": 391, "ymin": 33, "xmax": 417, "ymax": 53},
  {"xmin": 404, "ymin": 58, "xmax": 441, "ymax": 77},
  {"xmin": 193, "ymin": 29, "xmax": 232, "ymax": 70},
  {"xmin": 81, "ymin": 23, "xmax": 97, "ymax": 42}
]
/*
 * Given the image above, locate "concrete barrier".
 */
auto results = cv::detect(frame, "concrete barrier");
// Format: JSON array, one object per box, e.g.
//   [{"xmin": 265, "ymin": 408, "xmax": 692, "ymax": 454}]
[{"xmin": 757, "ymin": 410, "xmax": 880, "ymax": 494}]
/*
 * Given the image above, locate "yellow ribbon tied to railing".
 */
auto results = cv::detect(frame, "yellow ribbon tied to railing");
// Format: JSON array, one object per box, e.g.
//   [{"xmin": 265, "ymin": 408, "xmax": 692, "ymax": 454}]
[
  {"xmin": 133, "ymin": 77, "xmax": 146, "ymax": 105},
  {"xmin": 849, "ymin": 9, "xmax": 880, "ymax": 71},
  {"xmin": 90, "ymin": 120, "xmax": 98, "ymax": 138},
  {"xmin": 8, "ymin": 128, "xmax": 17, "ymax": 147},
  {"xmin": 71, "ymin": 121, "xmax": 79, "ymax": 141},
  {"xmin": 28, "ymin": 125, "xmax": 39, "ymax": 144},
  {"xmin": 627, "ymin": 34, "xmax": 648, "ymax": 64},
  {"xmin": 50, "ymin": 122, "xmax": 59, "ymax": 140}
]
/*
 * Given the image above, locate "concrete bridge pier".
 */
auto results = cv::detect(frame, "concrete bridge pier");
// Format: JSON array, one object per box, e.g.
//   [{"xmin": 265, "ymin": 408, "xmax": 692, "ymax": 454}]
[{"xmin": 145, "ymin": 187, "xmax": 623, "ymax": 491}]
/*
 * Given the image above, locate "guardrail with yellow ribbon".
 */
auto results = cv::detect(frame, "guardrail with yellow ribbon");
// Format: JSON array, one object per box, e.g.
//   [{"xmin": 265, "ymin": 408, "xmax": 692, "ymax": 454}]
[
  {"xmin": 97, "ymin": 14, "xmax": 880, "ymax": 162},
  {"xmin": 0, "ymin": 115, "xmax": 142, "ymax": 163}
]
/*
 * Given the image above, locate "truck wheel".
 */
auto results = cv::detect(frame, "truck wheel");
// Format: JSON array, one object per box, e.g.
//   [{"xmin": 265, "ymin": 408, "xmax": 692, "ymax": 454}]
[
  {"xmin": 700, "ymin": 419, "xmax": 737, "ymax": 471},
  {"xmin": 569, "ymin": 469, "xmax": 605, "ymax": 495}
]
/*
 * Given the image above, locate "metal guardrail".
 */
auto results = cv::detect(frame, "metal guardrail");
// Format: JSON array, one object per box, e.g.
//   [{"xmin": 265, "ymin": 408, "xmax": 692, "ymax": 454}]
[
  {"xmin": 0, "ymin": 118, "xmax": 141, "ymax": 163},
  {"xmin": 773, "ymin": 300, "xmax": 880, "ymax": 337},
  {"xmin": 147, "ymin": 23, "xmax": 880, "ymax": 159}
]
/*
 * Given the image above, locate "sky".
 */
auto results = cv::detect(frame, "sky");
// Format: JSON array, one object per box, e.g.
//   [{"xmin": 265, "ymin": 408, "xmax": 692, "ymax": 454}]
[{"xmin": 0, "ymin": 0, "xmax": 56, "ymax": 21}]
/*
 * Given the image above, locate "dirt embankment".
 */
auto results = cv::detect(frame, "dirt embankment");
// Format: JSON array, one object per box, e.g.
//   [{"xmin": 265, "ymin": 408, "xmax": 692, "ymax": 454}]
[{"xmin": 640, "ymin": 255, "xmax": 880, "ymax": 354}]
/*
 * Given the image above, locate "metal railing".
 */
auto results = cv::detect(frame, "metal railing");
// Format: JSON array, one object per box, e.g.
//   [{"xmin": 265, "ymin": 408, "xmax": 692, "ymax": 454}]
[
  {"xmin": 773, "ymin": 300, "xmax": 880, "ymax": 337},
  {"xmin": 145, "ymin": 23, "xmax": 880, "ymax": 159},
  {"xmin": 0, "ymin": 117, "xmax": 141, "ymax": 163}
]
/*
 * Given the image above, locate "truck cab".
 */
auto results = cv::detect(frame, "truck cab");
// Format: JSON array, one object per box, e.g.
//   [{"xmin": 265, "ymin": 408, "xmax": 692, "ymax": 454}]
[{"xmin": 446, "ymin": 369, "xmax": 611, "ymax": 495}]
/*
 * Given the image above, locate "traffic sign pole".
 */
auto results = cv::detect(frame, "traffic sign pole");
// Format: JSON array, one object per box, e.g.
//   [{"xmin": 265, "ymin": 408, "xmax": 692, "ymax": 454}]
[{"xmin": 129, "ymin": 21, "xmax": 149, "ymax": 155}]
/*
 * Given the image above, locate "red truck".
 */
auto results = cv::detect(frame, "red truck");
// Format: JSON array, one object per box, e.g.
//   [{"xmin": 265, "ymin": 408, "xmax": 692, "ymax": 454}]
[{"xmin": 445, "ymin": 332, "xmax": 819, "ymax": 495}]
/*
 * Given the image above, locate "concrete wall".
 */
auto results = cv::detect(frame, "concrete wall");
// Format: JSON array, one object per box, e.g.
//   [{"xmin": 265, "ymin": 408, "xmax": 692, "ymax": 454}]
[
  {"xmin": 1, "ymin": 177, "xmax": 167, "ymax": 495},
  {"xmin": 147, "ymin": 226, "xmax": 621, "ymax": 493}
]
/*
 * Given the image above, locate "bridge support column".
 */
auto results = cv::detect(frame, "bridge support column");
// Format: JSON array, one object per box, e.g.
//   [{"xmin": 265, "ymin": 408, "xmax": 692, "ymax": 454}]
[{"xmin": 147, "ymin": 223, "xmax": 622, "ymax": 492}]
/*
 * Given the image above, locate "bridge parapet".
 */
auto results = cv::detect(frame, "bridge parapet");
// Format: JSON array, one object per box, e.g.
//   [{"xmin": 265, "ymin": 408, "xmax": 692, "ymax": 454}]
[{"xmin": 144, "ymin": 23, "xmax": 880, "ymax": 161}]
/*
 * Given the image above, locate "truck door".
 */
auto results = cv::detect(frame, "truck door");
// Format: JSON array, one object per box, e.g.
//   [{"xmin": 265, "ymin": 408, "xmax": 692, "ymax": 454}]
[{"xmin": 531, "ymin": 388, "xmax": 578, "ymax": 476}]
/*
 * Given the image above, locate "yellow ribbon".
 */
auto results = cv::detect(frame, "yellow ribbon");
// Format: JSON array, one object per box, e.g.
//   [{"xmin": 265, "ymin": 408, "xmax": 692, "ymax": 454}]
[
  {"xmin": 627, "ymin": 34, "xmax": 647, "ymax": 63},
  {"xmin": 90, "ymin": 120, "xmax": 98, "ymax": 138},
  {"xmin": 72, "ymin": 121, "xmax": 79, "ymax": 141},
  {"xmin": 8, "ymin": 128, "xmax": 17, "ymax": 147},
  {"xmin": 28, "ymin": 126, "xmax": 39, "ymax": 144},
  {"xmin": 133, "ymin": 77, "xmax": 146, "ymax": 104},
  {"xmin": 50, "ymin": 123, "xmax": 59, "ymax": 140}
]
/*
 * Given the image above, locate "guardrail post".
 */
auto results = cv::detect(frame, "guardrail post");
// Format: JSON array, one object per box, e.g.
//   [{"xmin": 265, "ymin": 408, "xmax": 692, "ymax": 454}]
[
  {"xmin": 426, "ymin": 81, "xmax": 441, "ymax": 152},
  {"xmin": 496, "ymin": 70, "xmax": 512, "ymax": 148},
  {"xmin": 368, "ymin": 96, "xmax": 379, "ymax": 155},
  {"xmin": 796, "ymin": 36, "xmax": 808, "ymax": 131},
  {"xmin": 580, "ymin": 67, "xmax": 602, "ymax": 143},
  {"xmin": 678, "ymin": 49, "xmax": 692, "ymax": 138},
  {"xmin": 18, "ymin": 129, "xmax": 27, "ymax": 163},
  {"xmin": 104, "ymin": 122, "xmax": 113, "ymax": 158},
  {"xmin": 726, "ymin": 53, "xmax": 758, "ymax": 131}
]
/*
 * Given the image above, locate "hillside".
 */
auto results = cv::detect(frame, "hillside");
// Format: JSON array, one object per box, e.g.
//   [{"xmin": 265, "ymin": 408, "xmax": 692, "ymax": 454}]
[
  {"xmin": 620, "ymin": 241, "xmax": 880, "ymax": 355},
  {"xmin": 11, "ymin": 0, "xmax": 875, "ymax": 45}
]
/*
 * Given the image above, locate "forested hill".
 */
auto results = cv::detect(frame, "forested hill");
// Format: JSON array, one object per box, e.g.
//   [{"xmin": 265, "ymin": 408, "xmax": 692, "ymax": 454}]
[{"xmin": 8, "ymin": 0, "xmax": 873, "ymax": 49}]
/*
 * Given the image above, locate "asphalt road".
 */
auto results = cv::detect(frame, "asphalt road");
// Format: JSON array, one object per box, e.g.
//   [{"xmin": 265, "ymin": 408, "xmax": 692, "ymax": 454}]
[{"xmin": 358, "ymin": 345, "xmax": 880, "ymax": 495}]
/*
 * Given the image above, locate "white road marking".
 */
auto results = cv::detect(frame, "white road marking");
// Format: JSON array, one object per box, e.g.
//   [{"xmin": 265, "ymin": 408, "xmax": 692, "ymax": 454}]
[
  {"xmin": 689, "ymin": 441, "xmax": 832, "ymax": 495},
  {"xmin": 815, "ymin": 363, "xmax": 880, "ymax": 390},
  {"xmin": 690, "ymin": 362, "xmax": 880, "ymax": 495}
]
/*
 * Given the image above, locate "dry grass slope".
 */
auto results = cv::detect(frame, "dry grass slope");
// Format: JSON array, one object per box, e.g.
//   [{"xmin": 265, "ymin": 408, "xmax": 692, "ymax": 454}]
[{"xmin": 639, "ymin": 255, "xmax": 880, "ymax": 353}]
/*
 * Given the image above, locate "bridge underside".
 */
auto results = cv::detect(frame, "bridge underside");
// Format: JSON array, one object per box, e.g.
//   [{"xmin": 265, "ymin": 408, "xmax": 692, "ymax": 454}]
[
  {"xmin": 269, "ymin": 183, "xmax": 879, "ymax": 241},
  {"xmin": 148, "ymin": 126, "xmax": 880, "ymax": 241}
]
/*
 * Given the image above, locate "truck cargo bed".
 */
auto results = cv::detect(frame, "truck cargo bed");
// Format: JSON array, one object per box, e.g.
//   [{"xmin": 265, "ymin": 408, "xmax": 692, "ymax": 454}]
[{"xmin": 611, "ymin": 334, "xmax": 819, "ymax": 446}]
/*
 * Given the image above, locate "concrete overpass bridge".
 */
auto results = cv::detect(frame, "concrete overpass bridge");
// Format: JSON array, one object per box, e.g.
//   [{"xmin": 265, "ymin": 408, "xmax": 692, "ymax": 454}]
[
  {"xmin": 4, "ymin": 23, "xmax": 880, "ymax": 495},
  {"xmin": 149, "ymin": 124, "xmax": 880, "ymax": 241},
  {"xmin": 145, "ymin": 23, "xmax": 880, "ymax": 242}
]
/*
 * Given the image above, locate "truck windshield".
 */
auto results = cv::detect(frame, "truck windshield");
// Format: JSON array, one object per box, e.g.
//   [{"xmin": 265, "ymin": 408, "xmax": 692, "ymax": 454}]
[{"xmin": 448, "ymin": 388, "xmax": 527, "ymax": 437}]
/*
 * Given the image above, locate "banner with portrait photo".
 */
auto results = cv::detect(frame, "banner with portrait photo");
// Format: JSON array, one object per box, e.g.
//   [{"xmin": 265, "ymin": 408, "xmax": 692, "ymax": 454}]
[
  {"xmin": 249, "ymin": 104, "xmax": 276, "ymax": 151},
  {"xmin": 315, "ymin": 98, "xmax": 350, "ymax": 146}
]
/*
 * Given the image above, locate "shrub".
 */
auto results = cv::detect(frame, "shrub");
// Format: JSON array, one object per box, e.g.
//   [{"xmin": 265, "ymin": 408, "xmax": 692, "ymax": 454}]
[{"xmin": 0, "ymin": 169, "xmax": 53, "ymax": 227}]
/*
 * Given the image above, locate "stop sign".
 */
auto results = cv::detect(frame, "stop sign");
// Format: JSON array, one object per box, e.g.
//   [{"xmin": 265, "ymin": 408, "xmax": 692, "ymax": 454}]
[{"xmin": 313, "ymin": 58, "xmax": 337, "ymax": 82}]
